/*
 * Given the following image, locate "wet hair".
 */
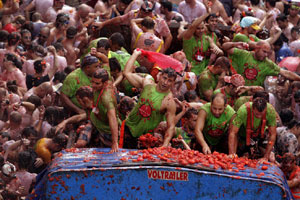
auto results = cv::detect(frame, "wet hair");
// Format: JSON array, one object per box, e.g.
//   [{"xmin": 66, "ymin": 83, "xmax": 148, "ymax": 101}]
[
  {"xmin": 205, "ymin": 13, "xmax": 218, "ymax": 23},
  {"xmin": 135, "ymin": 66, "xmax": 149, "ymax": 73},
  {"xmin": 292, "ymin": 81, "xmax": 300, "ymax": 90},
  {"xmin": 18, "ymin": 151, "xmax": 32, "ymax": 170},
  {"xmin": 211, "ymin": 92, "xmax": 227, "ymax": 105},
  {"xmin": 291, "ymin": 26, "xmax": 300, "ymax": 35},
  {"xmin": 53, "ymin": 71, "xmax": 66, "ymax": 83},
  {"xmin": 274, "ymin": 37, "xmax": 283, "ymax": 48},
  {"xmin": 76, "ymin": 86, "xmax": 93, "ymax": 99},
  {"xmin": 0, "ymin": 132, "xmax": 10, "ymax": 141},
  {"xmin": 34, "ymin": 59, "xmax": 46, "ymax": 74},
  {"xmin": 14, "ymin": 15, "xmax": 26, "ymax": 26},
  {"xmin": 253, "ymin": 97, "xmax": 267, "ymax": 112},
  {"xmin": 9, "ymin": 111, "xmax": 22, "ymax": 124},
  {"xmin": 21, "ymin": 22, "xmax": 34, "ymax": 35},
  {"xmin": 31, "ymin": 44, "xmax": 47, "ymax": 57},
  {"xmin": 8, "ymin": 32, "xmax": 21, "ymax": 46},
  {"xmin": 266, "ymin": 0, "xmax": 276, "ymax": 7},
  {"xmin": 287, "ymin": 120, "xmax": 300, "ymax": 130},
  {"xmin": 52, "ymin": 133, "xmax": 67, "ymax": 148},
  {"xmin": 109, "ymin": 32, "xmax": 125, "ymax": 48},
  {"xmin": 4, "ymin": 53, "xmax": 22, "ymax": 69},
  {"xmin": 183, "ymin": 107, "xmax": 198, "ymax": 119},
  {"xmin": 0, "ymin": 30, "xmax": 9, "ymax": 43},
  {"xmin": 109, "ymin": 58, "xmax": 121, "ymax": 72},
  {"xmin": 97, "ymin": 39, "xmax": 110, "ymax": 50},
  {"xmin": 161, "ymin": 67, "xmax": 177, "ymax": 80},
  {"xmin": 44, "ymin": 106, "xmax": 60, "ymax": 126},
  {"xmin": 6, "ymin": 80, "xmax": 18, "ymax": 93},
  {"xmin": 253, "ymin": 91, "xmax": 269, "ymax": 101},
  {"xmin": 53, "ymin": 42, "xmax": 64, "ymax": 52},
  {"xmin": 279, "ymin": 109, "xmax": 294, "ymax": 126},
  {"xmin": 141, "ymin": 17, "xmax": 155, "ymax": 29},
  {"xmin": 93, "ymin": 68, "xmax": 109, "ymax": 82},
  {"xmin": 250, "ymin": 0, "xmax": 260, "ymax": 6},
  {"xmin": 21, "ymin": 127, "xmax": 38, "ymax": 138},
  {"xmin": 184, "ymin": 91, "xmax": 198, "ymax": 102},
  {"xmin": 119, "ymin": 96, "xmax": 135, "ymax": 113},
  {"xmin": 276, "ymin": 14, "xmax": 287, "ymax": 22},
  {"xmin": 120, "ymin": 0, "xmax": 132, "ymax": 5},
  {"xmin": 161, "ymin": 0, "xmax": 172, "ymax": 12},
  {"xmin": 55, "ymin": 13, "xmax": 70, "ymax": 28},
  {"xmin": 64, "ymin": 65, "xmax": 75, "ymax": 74},
  {"xmin": 214, "ymin": 56, "xmax": 230, "ymax": 70},
  {"xmin": 66, "ymin": 26, "xmax": 77, "ymax": 39},
  {"xmin": 172, "ymin": 16, "xmax": 183, "ymax": 23},
  {"xmin": 27, "ymin": 95, "xmax": 41, "ymax": 107},
  {"xmin": 294, "ymin": 90, "xmax": 300, "ymax": 99}
]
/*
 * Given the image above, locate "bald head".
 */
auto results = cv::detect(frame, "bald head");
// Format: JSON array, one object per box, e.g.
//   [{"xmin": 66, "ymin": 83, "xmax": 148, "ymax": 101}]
[
  {"xmin": 254, "ymin": 41, "xmax": 271, "ymax": 61},
  {"xmin": 212, "ymin": 93, "xmax": 226, "ymax": 106},
  {"xmin": 256, "ymin": 41, "xmax": 270, "ymax": 49}
]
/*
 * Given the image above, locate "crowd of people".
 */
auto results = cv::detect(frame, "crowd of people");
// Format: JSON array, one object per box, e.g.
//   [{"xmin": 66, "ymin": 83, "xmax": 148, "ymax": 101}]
[{"xmin": 0, "ymin": 0, "xmax": 299, "ymax": 199}]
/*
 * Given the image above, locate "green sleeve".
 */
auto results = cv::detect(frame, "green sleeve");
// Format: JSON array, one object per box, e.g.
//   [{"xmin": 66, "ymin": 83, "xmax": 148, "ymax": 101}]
[
  {"xmin": 265, "ymin": 59, "xmax": 281, "ymax": 76},
  {"xmin": 225, "ymin": 105, "xmax": 236, "ymax": 119},
  {"xmin": 102, "ymin": 88, "xmax": 117, "ymax": 111},
  {"xmin": 200, "ymin": 103, "xmax": 211, "ymax": 114},
  {"xmin": 249, "ymin": 34, "xmax": 261, "ymax": 42},
  {"xmin": 229, "ymin": 48, "xmax": 249, "ymax": 72},
  {"xmin": 266, "ymin": 104, "xmax": 277, "ymax": 127},
  {"xmin": 232, "ymin": 104, "xmax": 247, "ymax": 128},
  {"xmin": 198, "ymin": 74, "xmax": 214, "ymax": 94},
  {"xmin": 233, "ymin": 34, "xmax": 250, "ymax": 43},
  {"xmin": 61, "ymin": 74, "xmax": 77, "ymax": 98}
]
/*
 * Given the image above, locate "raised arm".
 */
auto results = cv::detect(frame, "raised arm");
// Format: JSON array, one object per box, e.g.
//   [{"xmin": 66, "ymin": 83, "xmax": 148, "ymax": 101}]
[
  {"xmin": 130, "ymin": 18, "xmax": 143, "ymax": 37},
  {"xmin": 182, "ymin": 13, "xmax": 210, "ymax": 40},
  {"xmin": 47, "ymin": 46, "xmax": 58, "ymax": 80},
  {"xmin": 222, "ymin": 42, "xmax": 249, "ymax": 55}
]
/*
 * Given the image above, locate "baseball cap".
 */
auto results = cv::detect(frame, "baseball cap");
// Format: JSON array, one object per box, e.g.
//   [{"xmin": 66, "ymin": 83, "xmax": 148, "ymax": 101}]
[
  {"xmin": 240, "ymin": 16, "xmax": 260, "ymax": 30},
  {"xmin": 224, "ymin": 74, "xmax": 245, "ymax": 87}
]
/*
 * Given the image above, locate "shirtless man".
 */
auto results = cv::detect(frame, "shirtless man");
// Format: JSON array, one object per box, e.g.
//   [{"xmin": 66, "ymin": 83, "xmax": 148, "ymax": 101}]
[
  {"xmin": 281, "ymin": 153, "xmax": 300, "ymax": 200},
  {"xmin": 160, "ymin": 0, "xmax": 185, "ymax": 25},
  {"xmin": 44, "ymin": 0, "xmax": 74, "ymax": 23},
  {"xmin": 123, "ymin": 49, "xmax": 176, "ymax": 148},
  {"xmin": 288, "ymin": 4, "xmax": 300, "ymax": 27},
  {"xmin": 62, "ymin": 26, "xmax": 80, "ymax": 65},
  {"xmin": 33, "ymin": 27, "xmax": 50, "ymax": 48},
  {"xmin": 203, "ymin": 0, "xmax": 230, "ymax": 24},
  {"xmin": 131, "ymin": 17, "xmax": 164, "ymax": 53}
]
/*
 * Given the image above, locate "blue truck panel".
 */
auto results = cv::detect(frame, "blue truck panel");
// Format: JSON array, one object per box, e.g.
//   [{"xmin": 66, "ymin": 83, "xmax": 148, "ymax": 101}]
[{"xmin": 27, "ymin": 148, "xmax": 294, "ymax": 200}]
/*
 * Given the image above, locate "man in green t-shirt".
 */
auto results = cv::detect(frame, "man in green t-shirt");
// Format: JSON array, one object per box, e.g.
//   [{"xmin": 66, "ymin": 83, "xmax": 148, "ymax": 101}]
[
  {"xmin": 223, "ymin": 41, "xmax": 300, "ymax": 87},
  {"xmin": 195, "ymin": 93, "xmax": 235, "ymax": 154},
  {"xmin": 228, "ymin": 97, "xmax": 277, "ymax": 162},
  {"xmin": 197, "ymin": 56, "xmax": 231, "ymax": 101},
  {"xmin": 123, "ymin": 50, "xmax": 176, "ymax": 148},
  {"xmin": 232, "ymin": 16, "xmax": 261, "ymax": 44},
  {"xmin": 61, "ymin": 55, "xmax": 100, "ymax": 114}
]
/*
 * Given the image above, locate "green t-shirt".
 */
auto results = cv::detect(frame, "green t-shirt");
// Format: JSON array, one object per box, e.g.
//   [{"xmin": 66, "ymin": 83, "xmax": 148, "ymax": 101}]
[
  {"xmin": 183, "ymin": 33, "xmax": 216, "ymax": 76},
  {"xmin": 125, "ymin": 84, "xmax": 169, "ymax": 138},
  {"xmin": 90, "ymin": 85, "xmax": 117, "ymax": 134},
  {"xmin": 80, "ymin": 37, "xmax": 107, "ymax": 61},
  {"xmin": 213, "ymin": 88, "xmax": 236, "ymax": 107},
  {"xmin": 230, "ymin": 48, "xmax": 280, "ymax": 87},
  {"xmin": 232, "ymin": 102, "xmax": 277, "ymax": 138},
  {"xmin": 108, "ymin": 50, "xmax": 139, "ymax": 70},
  {"xmin": 197, "ymin": 68, "xmax": 219, "ymax": 101},
  {"xmin": 200, "ymin": 103, "xmax": 235, "ymax": 146},
  {"xmin": 234, "ymin": 96, "xmax": 252, "ymax": 111},
  {"xmin": 61, "ymin": 68, "xmax": 91, "ymax": 107},
  {"xmin": 233, "ymin": 33, "xmax": 260, "ymax": 43}
]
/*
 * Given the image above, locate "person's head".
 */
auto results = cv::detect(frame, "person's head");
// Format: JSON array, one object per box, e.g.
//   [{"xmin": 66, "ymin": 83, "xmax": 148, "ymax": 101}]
[
  {"xmin": 254, "ymin": 41, "xmax": 271, "ymax": 61},
  {"xmin": 51, "ymin": 133, "xmax": 67, "ymax": 152},
  {"xmin": 118, "ymin": 96, "xmax": 135, "ymax": 116},
  {"xmin": 184, "ymin": 91, "xmax": 199, "ymax": 102},
  {"xmin": 292, "ymin": 81, "xmax": 300, "ymax": 93},
  {"xmin": 141, "ymin": 17, "xmax": 155, "ymax": 31},
  {"xmin": 183, "ymin": 108, "xmax": 198, "ymax": 130},
  {"xmin": 240, "ymin": 16, "xmax": 260, "ymax": 34},
  {"xmin": 140, "ymin": 0, "xmax": 155, "ymax": 17},
  {"xmin": 210, "ymin": 93, "xmax": 227, "ymax": 118},
  {"xmin": 160, "ymin": 0, "xmax": 172, "ymax": 14},
  {"xmin": 0, "ymin": 132, "xmax": 10, "ymax": 144},
  {"xmin": 109, "ymin": 57, "xmax": 121, "ymax": 78},
  {"xmin": 27, "ymin": 94, "xmax": 41, "ymax": 108},
  {"xmin": 92, "ymin": 68, "xmax": 109, "ymax": 91},
  {"xmin": 0, "ymin": 30, "xmax": 9, "ymax": 43},
  {"xmin": 97, "ymin": 38, "xmax": 110, "ymax": 55},
  {"xmin": 3, "ymin": 53, "xmax": 22, "ymax": 70},
  {"xmin": 31, "ymin": 44, "xmax": 47, "ymax": 58},
  {"xmin": 53, "ymin": 71, "xmax": 66, "ymax": 85},
  {"xmin": 6, "ymin": 80, "xmax": 18, "ymax": 94},
  {"xmin": 205, "ymin": 14, "xmax": 218, "ymax": 32},
  {"xmin": 291, "ymin": 26, "xmax": 300, "ymax": 41},
  {"xmin": 0, "ymin": 88, "xmax": 7, "ymax": 102},
  {"xmin": 9, "ymin": 111, "xmax": 22, "ymax": 127},
  {"xmin": 77, "ymin": 4, "xmax": 92, "ymax": 22},
  {"xmin": 53, "ymin": 42, "xmax": 65, "ymax": 56},
  {"xmin": 279, "ymin": 109, "xmax": 294, "ymax": 126},
  {"xmin": 250, "ymin": 0, "xmax": 259, "ymax": 6},
  {"xmin": 36, "ymin": 82, "xmax": 53, "ymax": 98},
  {"xmin": 288, "ymin": 120, "xmax": 300, "ymax": 137},
  {"xmin": 21, "ymin": 127, "xmax": 38, "ymax": 143},
  {"xmin": 7, "ymin": 32, "xmax": 20, "ymax": 46},
  {"xmin": 76, "ymin": 86, "xmax": 93, "ymax": 109},
  {"xmin": 154, "ymin": 121, "xmax": 167, "ymax": 135},
  {"xmin": 53, "ymin": 0, "xmax": 65, "ymax": 10},
  {"xmin": 224, "ymin": 74, "xmax": 245, "ymax": 95},
  {"xmin": 116, "ymin": 0, "xmax": 132, "ymax": 13},
  {"xmin": 265, "ymin": 0, "xmax": 276, "ymax": 9},
  {"xmin": 13, "ymin": 15, "xmax": 26, "ymax": 29},
  {"xmin": 253, "ymin": 90, "xmax": 269, "ymax": 101},
  {"xmin": 185, "ymin": 0, "xmax": 195, "ymax": 5},
  {"xmin": 281, "ymin": 153, "xmax": 296, "ymax": 173},
  {"xmin": 81, "ymin": 55, "xmax": 100, "ymax": 76},
  {"xmin": 32, "ymin": 12, "xmax": 42, "ymax": 22},
  {"xmin": 66, "ymin": 26, "xmax": 77, "ymax": 40},
  {"xmin": 252, "ymin": 97, "xmax": 267, "ymax": 118},
  {"xmin": 109, "ymin": 32, "xmax": 125, "ymax": 51},
  {"xmin": 38, "ymin": 26, "xmax": 50, "ymax": 44},
  {"xmin": 34, "ymin": 59, "xmax": 47, "ymax": 74},
  {"xmin": 273, "ymin": 36, "xmax": 284, "ymax": 52},
  {"xmin": 276, "ymin": 14, "xmax": 288, "ymax": 30},
  {"xmin": 194, "ymin": 22, "xmax": 207, "ymax": 38},
  {"xmin": 44, "ymin": 106, "xmax": 60, "ymax": 126},
  {"xmin": 18, "ymin": 151, "xmax": 32, "ymax": 170},
  {"xmin": 294, "ymin": 90, "xmax": 300, "ymax": 104},
  {"xmin": 157, "ymin": 68, "xmax": 177, "ymax": 92},
  {"xmin": 55, "ymin": 13, "xmax": 70, "ymax": 29},
  {"xmin": 213, "ymin": 56, "xmax": 231, "ymax": 74},
  {"xmin": 20, "ymin": 29, "xmax": 31, "ymax": 46},
  {"xmin": 289, "ymin": 4, "xmax": 300, "ymax": 17}
]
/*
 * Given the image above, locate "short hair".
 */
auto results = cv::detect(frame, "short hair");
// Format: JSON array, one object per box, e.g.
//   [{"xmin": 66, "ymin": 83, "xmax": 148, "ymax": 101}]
[
  {"xmin": 184, "ymin": 91, "xmax": 198, "ymax": 102},
  {"xmin": 66, "ymin": 26, "xmax": 77, "ymax": 39},
  {"xmin": 27, "ymin": 95, "xmax": 41, "ymax": 107},
  {"xmin": 205, "ymin": 13, "xmax": 218, "ymax": 22},
  {"xmin": 253, "ymin": 91, "xmax": 269, "ymax": 102},
  {"xmin": 0, "ymin": 30, "xmax": 9, "ymax": 42},
  {"xmin": 141, "ymin": 17, "xmax": 155, "ymax": 29},
  {"xmin": 276, "ymin": 14, "xmax": 287, "ymax": 22},
  {"xmin": 214, "ymin": 56, "xmax": 230, "ymax": 70},
  {"xmin": 44, "ymin": 106, "xmax": 60, "ymax": 126},
  {"xmin": 109, "ymin": 57, "xmax": 121, "ymax": 72},
  {"xmin": 20, "ymin": 29, "xmax": 31, "ymax": 37},
  {"xmin": 76, "ymin": 86, "xmax": 93, "ymax": 99},
  {"xmin": 53, "ymin": 42, "xmax": 64, "ymax": 51},
  {"xmin": 97, "ymin": 39, "xmax": 110, "ymax": 49},
  {"xmin": 109, "ymin": 32, "xmax": 125, "ymax": 48},
  {"xmin": 266, "ymin": 0, "xmax": 276, "ymax": 7},
  {"xmin": 8, "ymin": 32, "xmax": 20, "ymax": 46},
  {"xmin": 120, "ymin": 0, "xmax": 132, "ymax": 5},
  {"xmin": 211, "ymin": 92, "xmax": 227, "ymax": 105},
  {"xmin": 119, "ymin": 96, "xmax": 135, "ymax": 112},
  {"xmin": 53, "ymin": 71, "xmax": 66, "ymax": 83},
  {"xmin": 291, "ymin": 26, "xmax": 300, "ymax": 34},
  {"xmin": 279, "ymin": 109, "xmax": 294, "ymax": 126},
  {"xmin": 52, "ymin": 133, "xmax": 67, "ymax": 148},
  {"xmin": 34, "ymin": 59, "xmax": 46, "ymax": 74},
  {"xmin": 161, "ymin": 67, "xmax": 177, "ymax": 80},
  {"xmin": 6, "ymin": 80, "xmax": 18, "ymax": 93},
  {"xmin": 250, "ymin": 0, "xmax": 260, "ymax": 6},
  {"xmin": 14, "ymin": 15, "xmax": 26, "ymax": 26},
  {"xmin": 10, "ymin": 111, "xmax": 22, "ymax": 124},
  {"xmin": 5, "ymin": 53, "xmax": 21, "ymax": 68},
  {"xmin": 135, "ymin": 66, "xmax": 149, "ymax": 73},
  {"xmin": 183, "ymin": 107, "xmax": 198, "ymax": 119},
  {"xmin": 21, "ymin": 126, "xmax": 38, "ymax": 138},
  {"xmin": 161, "ymin": 0, "xmax": 172, "ymax": 11},
  {"xmin": 93, "ymin": 68, "xmax": 109, "ymax": 82},
  {"xmin": 31, "ymin": 44, "xmax": 47, "ymax": 57},
  {"xmin": 55, "ymin": 13, "xmax": 70, "ymax": 28},
  {"xmin": 253, "ymin": 97, "xmax": 267, "ymax": 112},
  {"xmin": 292, "ymin": 81, "xmax": 300, "ymax": 90},
  {"xmin": 32, "ymin": 12, "xmax": 42, "ymax": 22},
  {"xmin": 18, "ymin": 151, "xmax": 32, "ymax": 170}
]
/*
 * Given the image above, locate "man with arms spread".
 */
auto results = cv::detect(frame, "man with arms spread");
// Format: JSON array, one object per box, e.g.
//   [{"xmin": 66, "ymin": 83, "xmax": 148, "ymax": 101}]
[
  {"xmin": 222, "ymin": 40, "xmax": 300, "ymax": 87},
  {"xmin": 123, "ymin": 50, "xmax": 176, "ymax": 148},
  {"xmin": 228, "ymin": 97, "xmax": 277, "ymax": 162},
  {"xmin": 195, "ymin": 93, "xmax": 235, "ymax": 154}
]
